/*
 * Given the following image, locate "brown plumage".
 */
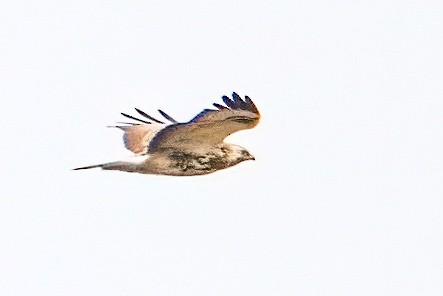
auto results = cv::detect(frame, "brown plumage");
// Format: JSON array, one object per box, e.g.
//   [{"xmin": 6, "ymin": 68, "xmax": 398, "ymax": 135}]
[{"xmin": 74, "ymin": 92, "xmax": 260, "ymax": 176}]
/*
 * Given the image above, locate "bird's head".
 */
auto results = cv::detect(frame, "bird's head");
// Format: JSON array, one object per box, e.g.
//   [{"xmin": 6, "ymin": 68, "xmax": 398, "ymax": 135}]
[{"xmin": 226, "ymin": 144, "xmax": 255, "ymax": 165}]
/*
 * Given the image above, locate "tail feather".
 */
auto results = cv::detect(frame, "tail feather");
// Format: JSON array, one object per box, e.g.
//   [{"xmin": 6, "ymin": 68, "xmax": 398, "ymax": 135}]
[
  {"xmin": 73, "ymin": 156, "xmax": 150, "ymax": 173},
  {"xmin": 72, "ymin": 164, "xmax": 104, "ymax": 170},
  {"xmin": 73, "ymin": 162, "xmax": 129, "ymax": 171},
  {"xmin": 73, "ymin": 161, "xmax": 133, "ymax": 172}
]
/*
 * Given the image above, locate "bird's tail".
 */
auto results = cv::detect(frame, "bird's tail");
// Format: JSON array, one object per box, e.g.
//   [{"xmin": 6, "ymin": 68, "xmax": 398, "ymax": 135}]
[
  {"xmin": 73, "ymin": 156, "xmax": 150, "ymax": 173},
  {"xmin": 72, "ymin": 164, "xmax": 104, "ymax": 170}
]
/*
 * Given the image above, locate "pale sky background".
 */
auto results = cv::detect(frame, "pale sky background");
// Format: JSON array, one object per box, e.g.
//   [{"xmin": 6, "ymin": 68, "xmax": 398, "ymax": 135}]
[{"xmin": 1, "ymin": 0, "xmax": 442, "ymax": 295}]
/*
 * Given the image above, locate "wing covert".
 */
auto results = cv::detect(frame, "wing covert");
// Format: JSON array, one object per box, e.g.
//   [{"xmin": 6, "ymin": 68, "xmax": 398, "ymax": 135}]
[{"xmin": 148, "ymin": 93, "xmax": 260, "ymax": 153}]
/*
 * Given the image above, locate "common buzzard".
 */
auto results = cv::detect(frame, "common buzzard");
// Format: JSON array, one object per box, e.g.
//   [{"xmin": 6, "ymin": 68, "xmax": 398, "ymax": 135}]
[{"xmin": 74, "ymin": 92, "xmax": 260, "ymax": 176}]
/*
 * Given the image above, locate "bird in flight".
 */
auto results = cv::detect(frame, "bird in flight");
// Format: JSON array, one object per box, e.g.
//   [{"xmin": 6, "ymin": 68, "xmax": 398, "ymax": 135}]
[{"xmin": 74, "ymin": 92, "xmax": 260, "ymax": 176}]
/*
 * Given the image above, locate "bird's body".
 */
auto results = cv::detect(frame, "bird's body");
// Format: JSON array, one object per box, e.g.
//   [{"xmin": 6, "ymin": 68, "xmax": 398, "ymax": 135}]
[{"xmin": 74, "ymin": 93, "xmax": 260, "ymax": 176}]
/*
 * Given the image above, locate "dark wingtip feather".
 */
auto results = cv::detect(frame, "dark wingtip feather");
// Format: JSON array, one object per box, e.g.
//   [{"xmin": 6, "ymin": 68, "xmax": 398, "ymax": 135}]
[
  {"xmin": 134, "ymin": 108, "xmax": 164, "ymax": 124},
  {"xmin": 213, "ymin": 103, "xmax": 228, "ymax": 110},
  {"xmin": 231, "ymin": 92, "xmax": 245, "ymax": 108},
  {"xmin": 220, "ymin": 93, "xmax": 259, "ymax": 114},
  {"xmin": 234, "ymin": 92, "xmax": 252, "ymax": 110},
  {"xmin": 222, "ymin": 95, "xmax": 236, "ymax": 108},
  {"xmin": 120, "ymin": 112, "xmax": 152, "ymax": 124},
  {"xmin": 245, "ymin": 96, "xmax": 259, "ymax": 114},
  {"xmin": 158, "ymin": 109, "xmax": 178, "ymax": 123}
]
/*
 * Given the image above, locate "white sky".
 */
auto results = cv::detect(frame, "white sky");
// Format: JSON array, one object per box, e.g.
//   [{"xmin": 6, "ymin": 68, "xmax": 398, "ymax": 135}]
[{"xmin": 1, "ymin": 0, "xmax": 442, "ymax": 295}]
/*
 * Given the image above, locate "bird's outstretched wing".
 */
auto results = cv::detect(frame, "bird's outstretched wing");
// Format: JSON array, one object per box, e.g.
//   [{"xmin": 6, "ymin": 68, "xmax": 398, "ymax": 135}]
[
  {"xmin": 110, "ymin": 108, "xmax": 178, "ymax": 154},
  {"xmin": 147, "ymin": 92, "xmax": 260, "ymax": 153}
]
